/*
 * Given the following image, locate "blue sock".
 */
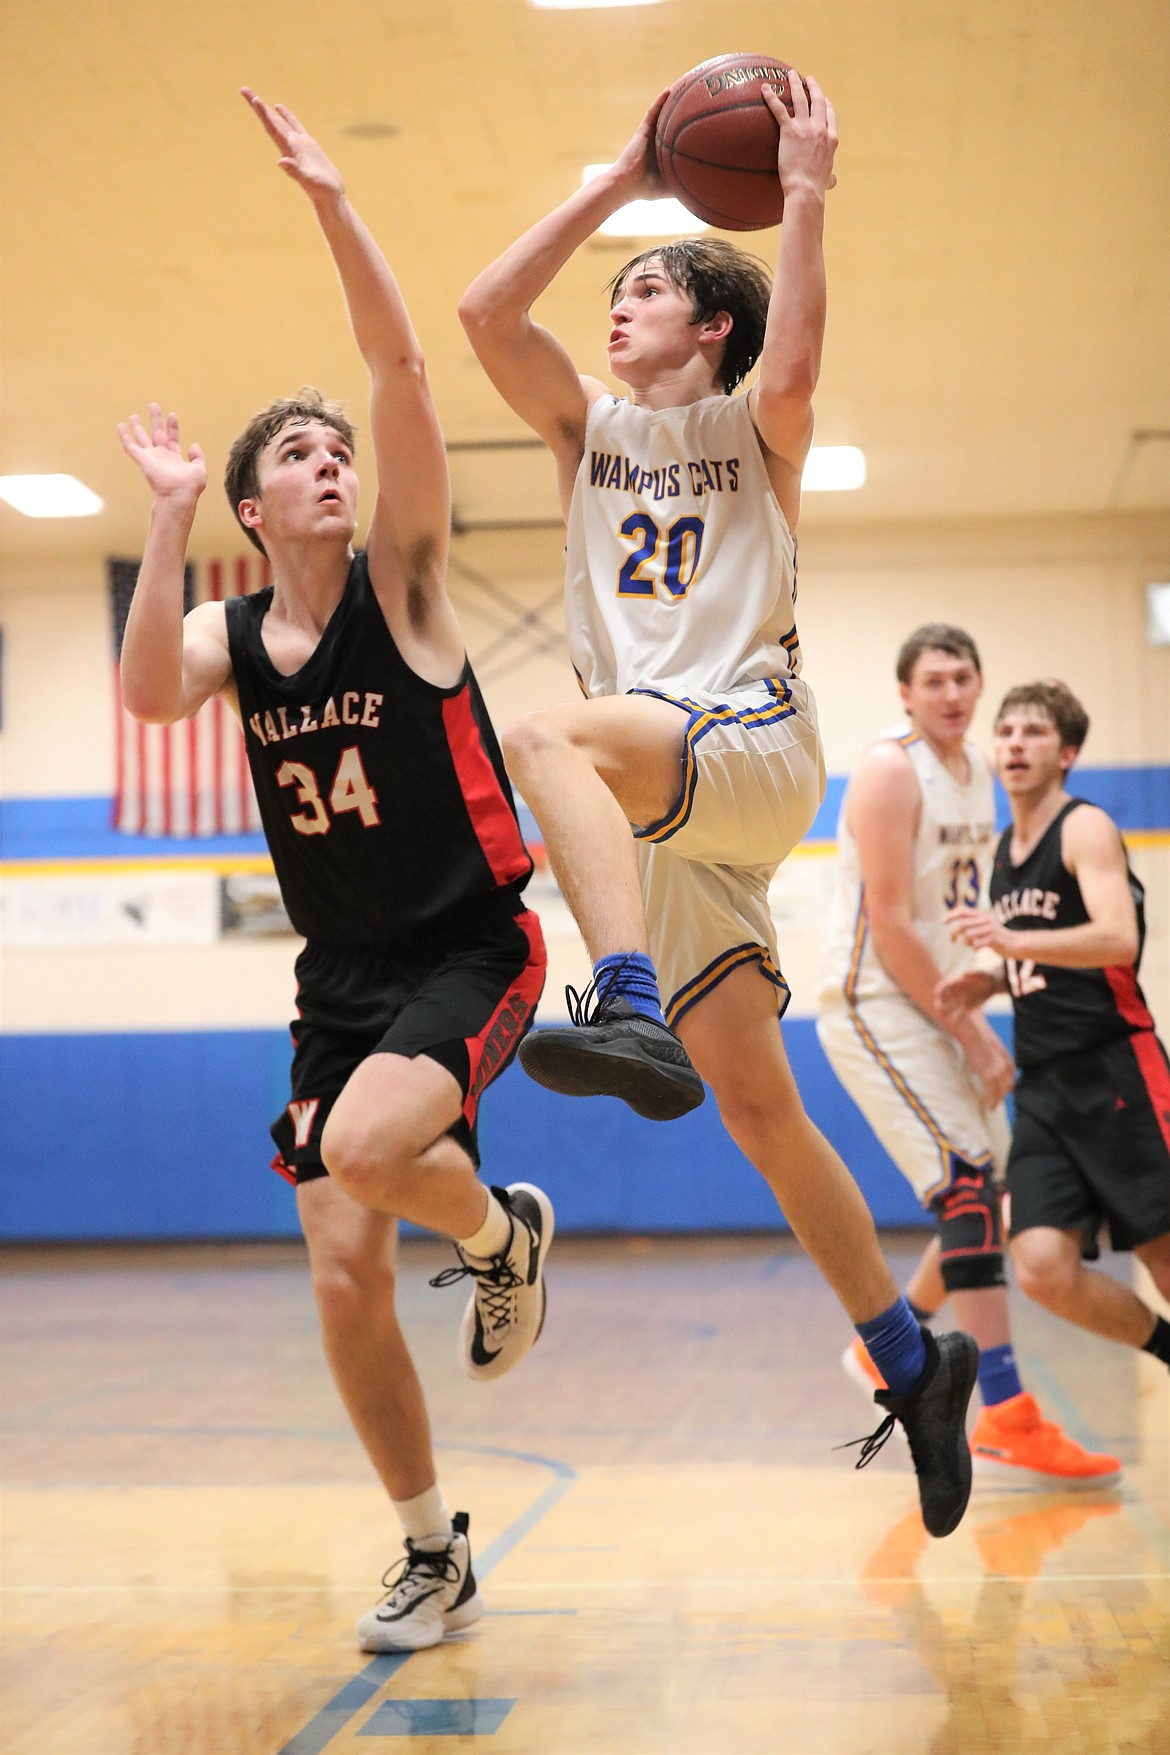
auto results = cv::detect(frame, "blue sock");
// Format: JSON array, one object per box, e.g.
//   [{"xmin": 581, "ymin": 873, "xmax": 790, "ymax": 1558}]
[
  {"xmin": 906, "ymin": 1298, "xmax": 933, "ymax": 1325},
  {"xmin": 593, "ymin": 951, "xmax": 665, "ymax": 1025},
  {"xmin": 856, "ymin": 1298, "xmax": 928, "ymax": 1398},
  {"xmin": 976, "ymin": 1342, "xmax": 1023, "ymax": 1407}
]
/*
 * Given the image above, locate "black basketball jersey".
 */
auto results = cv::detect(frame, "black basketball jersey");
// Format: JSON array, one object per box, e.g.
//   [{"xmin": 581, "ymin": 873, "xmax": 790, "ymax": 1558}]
[
  {"xmin": 225, "ymin": 551, "xmax": 532, "ymax": 945},
  {"xmin": 989, "ymin": 798, "xmax": 1153, "ymax": 1068}
]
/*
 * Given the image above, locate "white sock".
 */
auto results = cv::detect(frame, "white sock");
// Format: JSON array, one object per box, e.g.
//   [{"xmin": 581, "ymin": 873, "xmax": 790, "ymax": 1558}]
[
  {"xmin": 457, "ymin": 1189, "xmax": 512, "ymax": 1261},
  {"xmin": 393, "ymin": 1483, "xmax": 452, "ymax": 1544}
]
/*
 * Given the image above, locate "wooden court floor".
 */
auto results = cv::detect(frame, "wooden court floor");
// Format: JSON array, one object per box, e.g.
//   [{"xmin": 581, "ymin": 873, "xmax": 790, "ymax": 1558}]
[{"xmin": 2, "ymin": 1233, "xmax": 1167, "ymax": 1755}]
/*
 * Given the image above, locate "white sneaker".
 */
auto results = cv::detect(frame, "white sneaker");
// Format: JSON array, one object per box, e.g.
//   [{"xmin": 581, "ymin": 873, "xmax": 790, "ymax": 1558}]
[
  {"xmin": 431, "ymin": 1183, "xmax": 555, "ymax": 1383},
  {"xmin": 355, "ymin": 1512, "xmax": 484, "ymax": 1653}
]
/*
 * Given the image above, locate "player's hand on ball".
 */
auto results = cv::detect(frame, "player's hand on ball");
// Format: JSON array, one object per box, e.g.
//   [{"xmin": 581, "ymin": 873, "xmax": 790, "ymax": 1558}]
[
  {"xmin": 610, "ymin": 89, "xmax": 672, "ymax": 202},
  {"xmin": 241, "ymin": 88, "xmax": 345, "ymax": 203},
  {"xmin": 117, "ymin": 404, "xmax": 206, "ymax": 503},
  {"xmin": 763, "ymin": 73, "xmax": 838, "ymax": 199},
  {"xmin": 947, "ymin": 907, "xmax": 1011, "ymax": 957}
]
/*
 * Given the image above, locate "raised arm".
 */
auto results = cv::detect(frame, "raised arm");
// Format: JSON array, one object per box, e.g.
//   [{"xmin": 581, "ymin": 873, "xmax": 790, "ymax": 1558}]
[
  {"xmin": 748, "ymin": 76, "xmax": 839, "ymax": 528},
  {"xmin": 117, "ymin": 405, "xmax": 231, "ymax": 723},
  {"xmin": 241, "ymin": 89, "xmax": 450, "ymax": 601},
  {"xmin": 459, "ymin": 92, "xmax": 669, "ymax": 506}
]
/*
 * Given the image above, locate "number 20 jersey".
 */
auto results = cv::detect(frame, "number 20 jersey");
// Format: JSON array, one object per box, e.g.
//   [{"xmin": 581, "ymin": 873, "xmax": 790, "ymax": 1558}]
[
  {"xmin": 225, "ymin": 551, "xmax": 532, "ymax": 946},
  {"xmin": 818, "ymin": 729, "xmax": 997, "ymax": 1010},
  {"xmin": 564, "ymin": 393, "xmax": 800, "ymax": 700}
]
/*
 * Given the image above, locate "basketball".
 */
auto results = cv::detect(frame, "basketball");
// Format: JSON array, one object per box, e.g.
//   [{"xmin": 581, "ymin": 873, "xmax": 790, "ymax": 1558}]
[{"xmin": 655, "ymin": 53, "xmax": 805, "ymax": 231}]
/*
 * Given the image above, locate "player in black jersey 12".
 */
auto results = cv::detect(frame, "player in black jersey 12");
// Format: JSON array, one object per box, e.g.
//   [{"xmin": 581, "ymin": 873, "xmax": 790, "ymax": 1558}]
[
  {"xmin": 938, "ymin": 680, "xmax": 1170, "ymax": 1381},
  {"xmin": 117, "ymin": 91, "xmax": 555, "ymax": 1653}
]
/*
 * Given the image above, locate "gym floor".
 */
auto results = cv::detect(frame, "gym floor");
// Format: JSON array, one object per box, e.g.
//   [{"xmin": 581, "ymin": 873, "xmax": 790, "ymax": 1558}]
[{"xmin": 2, "ymin": 1233, "xmax": 1166, "ymax": 1754}]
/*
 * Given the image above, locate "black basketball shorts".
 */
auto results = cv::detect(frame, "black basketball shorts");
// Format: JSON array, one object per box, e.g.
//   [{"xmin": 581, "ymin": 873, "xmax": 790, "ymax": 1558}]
[
  {"xmin": 270, "ymin": 902, "xmax": 547, "ymax": 1185},
  {"xmin": 1006, "ymin": 1029, "xmax": 1170, "ymax": 1254}
]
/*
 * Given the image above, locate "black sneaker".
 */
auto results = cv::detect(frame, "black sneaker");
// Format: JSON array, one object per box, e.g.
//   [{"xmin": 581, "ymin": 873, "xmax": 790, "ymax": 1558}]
[
  {"xmin": 843, "ymin": 1328, "xmax": 979, "ymax": 1538},
  {"xmin": 355, "ymin": 1511, "xmax": 483, "ymax": 1652},
  {"xmin": 518, "ymin": 974, "xmax": 705, "ymax": 1122}
]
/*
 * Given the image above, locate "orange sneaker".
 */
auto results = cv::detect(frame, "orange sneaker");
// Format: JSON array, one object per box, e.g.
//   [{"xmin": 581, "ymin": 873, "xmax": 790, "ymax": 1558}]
[
  {"xmin": 840, "ymin": 1334, "xmax": 887, "ymax": 1399},
  {"xmin": 971, "ymin": 1393, "xmax": 1122, "ymax": 1489}
]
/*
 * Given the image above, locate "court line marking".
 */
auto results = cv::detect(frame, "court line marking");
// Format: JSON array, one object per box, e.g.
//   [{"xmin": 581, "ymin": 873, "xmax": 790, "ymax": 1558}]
[
  {"xmin": 275, "ymin": 1440, "xmax": 576, "ymax": 1755},
  {"xmin": 7, "ymin": 1571, "xmax": 1166, "ymax": 1595}
]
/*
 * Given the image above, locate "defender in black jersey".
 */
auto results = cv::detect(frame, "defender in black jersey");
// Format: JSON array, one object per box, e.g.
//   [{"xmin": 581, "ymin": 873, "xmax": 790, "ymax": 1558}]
[
  {"xmin": 118, "ymin": 91, "xmax": 555, "ymax": 1653},
  {"xmin": 939, "ymin": 681, "xmax": 1170, "ymax": 1381}
]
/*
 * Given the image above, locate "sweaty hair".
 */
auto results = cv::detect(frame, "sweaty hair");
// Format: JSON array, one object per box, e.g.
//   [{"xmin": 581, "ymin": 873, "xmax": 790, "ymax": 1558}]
[
  {"xmin": 895, "ymin": 623, "xmax": 982, "ymax": 685},
  {"xmin": 994, "ymin": 679, "xmax": 1090, "ymax": 752},
  {"xmin": 608, "ymin": 240, "xmax": 772, "ymax": 394},
  {"xmin": 224, "ymin": 388, "xmax": 356, "ymax": 557}
]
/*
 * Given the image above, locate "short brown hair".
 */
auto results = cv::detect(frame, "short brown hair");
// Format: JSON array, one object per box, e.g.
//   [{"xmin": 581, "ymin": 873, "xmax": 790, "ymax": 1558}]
[
  {"xmin": 994, "ymin": 680, "xmax": 1090, "ymax": 752},
  {"xmin": 608, "ymin": 240, "xmax": 771, "ymax": 394},
  {"xmin": 895, "ymin": 623, "xmax": 982, "ymax": 685},
  {"xmin": 224, "ymin": 389, "xmax": 356, "ymax": 556}
]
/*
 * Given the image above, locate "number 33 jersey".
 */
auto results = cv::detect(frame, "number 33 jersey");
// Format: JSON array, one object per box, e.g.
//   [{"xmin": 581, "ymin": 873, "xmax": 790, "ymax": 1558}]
[
  {"xmin": 565, "ymin": 393, "xmax": 800, "ymax": 700},
  {"xmin": 819, "ymin": 728, "xmax": 997, "ymax": 1011},
  {"xmin": 225, "ymin": 552, "xmax": 532, "ymax": 946},
  {"xmin": 989, "ymin": 798, "xmax": 1153, "ymax": 1068}
]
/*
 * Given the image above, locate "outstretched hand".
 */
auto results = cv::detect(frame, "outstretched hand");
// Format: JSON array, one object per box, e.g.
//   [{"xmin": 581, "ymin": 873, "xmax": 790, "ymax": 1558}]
[
  {"xmin": 241, "ymin": 87, "xmax": 344, "ymax": 202},
  {"xmin": 762, "ymin": 71, "xmax": 838, "ymax": 199},
  {"xmin": 609, "ymin": 88, "xmax": 672, "ymax": 202},
  {"xmin": 934, "ymin": 968, "xmax": 1001, "ymax": 1028},
  {"xmin": 117, "ymin": 404, "xmax": 206, "ymax": 502},
  {"xmin": 946, "ymin": 906, "xmax": 1013, "ymax": 957}
]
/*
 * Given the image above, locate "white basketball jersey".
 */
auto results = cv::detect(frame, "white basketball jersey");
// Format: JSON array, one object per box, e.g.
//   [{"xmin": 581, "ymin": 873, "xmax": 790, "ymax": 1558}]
[
  {"xmin": 564, "ymin": 393, "xmax": 800, "ymax": 700},
  {"xmin": 819, "ymin": 728, "xmax": 998, "ymax": 1007}
]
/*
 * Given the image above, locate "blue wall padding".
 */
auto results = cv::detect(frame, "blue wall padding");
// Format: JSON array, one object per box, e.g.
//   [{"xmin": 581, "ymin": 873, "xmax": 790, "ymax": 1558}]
[
  {"xmin": 2, "ymin": 769, "xmax": 1167, "ymax": 861},
  {"xmin": 0, "ymin": 1018, "xmax": 1014, "ymax": 1242}
]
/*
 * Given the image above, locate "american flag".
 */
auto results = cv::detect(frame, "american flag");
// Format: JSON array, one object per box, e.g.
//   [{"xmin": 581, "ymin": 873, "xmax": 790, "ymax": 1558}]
[{"xmin": 110, "ymin": 556, "xmax": 268, "ymax": 837}]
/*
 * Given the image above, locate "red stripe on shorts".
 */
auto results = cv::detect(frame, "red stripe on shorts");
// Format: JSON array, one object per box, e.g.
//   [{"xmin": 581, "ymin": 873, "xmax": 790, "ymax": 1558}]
[
  {"xmin": 1104, "ymin": 964, "xmax": 1155, "ymax": 1032},
  {"xmin": 462, "ymin": 910, "xmax": 547, "ymax": 1125},
  {"xmin": 441, "ymin": 687, "xmax": 531, "ymax": 887},
  {"xmin": 1127, "ymin": 1030, "xmax": 1170, "ymax": 1156}
]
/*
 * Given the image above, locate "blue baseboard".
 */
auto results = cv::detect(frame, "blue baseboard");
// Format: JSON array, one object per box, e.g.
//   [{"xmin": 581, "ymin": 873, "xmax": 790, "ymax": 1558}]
[{"xmin": 0, "ymin": 1018, "xmax": 1012, "ymax": 1242}]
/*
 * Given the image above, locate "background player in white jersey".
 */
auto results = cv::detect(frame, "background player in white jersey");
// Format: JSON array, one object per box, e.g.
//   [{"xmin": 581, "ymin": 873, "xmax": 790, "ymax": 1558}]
[
  {"xmin": 938, "ymin": 679, "xmax": 1170, "ymax": 1378},
  {"xmin": 460, "ymin": 78, "xmax": 981, "ymax": 1538},
  {"xmin": 818, "ymin": 627, "xmax": 1120, "ymax": 1486},
  {"xmin": 117, "ymin": 92, "xmax": 554, "ymax": 1652}
]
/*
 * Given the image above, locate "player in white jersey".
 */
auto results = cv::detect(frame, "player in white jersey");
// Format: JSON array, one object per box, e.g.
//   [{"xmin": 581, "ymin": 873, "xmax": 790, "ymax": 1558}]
[
  {"xmin": 461, "ymin": 78, "xmax": 983, "ymax": 1538},
  {"xmin": 818, "ymin": 626, "xmax": 1120, "ymax": 1487}
]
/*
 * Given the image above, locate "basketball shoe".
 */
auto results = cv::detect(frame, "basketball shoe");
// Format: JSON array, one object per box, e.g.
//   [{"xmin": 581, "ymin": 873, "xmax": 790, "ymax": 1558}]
[
  {"xmin": 430, "ymin": 1183, "xmax": 554, "ymax": 1383},
  {"xmin": 845, "ymin": 1328, "xmax": 979, "ymax": 1538},
  {"xmin": 970, "ymin": 1393, "xmax": 1122, "ymax": 1488},
  {"xmin": 356, "ymin": 1512, "xmax": 483, "ymax": 1653},
  {"xmin": 518, "ymin": 972, "xmax": 704, "ymax": 1121}
]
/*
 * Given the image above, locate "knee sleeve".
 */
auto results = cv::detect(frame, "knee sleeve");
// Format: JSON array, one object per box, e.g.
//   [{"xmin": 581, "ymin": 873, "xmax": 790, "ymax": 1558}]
[{"xmin": 935, "ymin": 1161, "xmax": 1005, "ymax": 1292}]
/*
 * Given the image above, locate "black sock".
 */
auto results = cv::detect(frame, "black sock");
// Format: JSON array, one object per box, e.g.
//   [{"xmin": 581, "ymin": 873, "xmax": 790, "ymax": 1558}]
[
  {"xmin": 907, "ymin": 1299, "xmax": 933, "ymax": 1325},
  {"xmin": 1141, "ymin": 1314, "xmax": 1170, "ymax": 1368}
]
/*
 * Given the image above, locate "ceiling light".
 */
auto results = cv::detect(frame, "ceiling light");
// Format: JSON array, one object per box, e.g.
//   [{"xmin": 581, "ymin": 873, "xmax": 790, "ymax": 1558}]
[
  {"xmin": 0, "ymin": 474, "xmax": 105, "ymax": 518},
  {"xmin": 533, "ymin": 1, "xmax": 663, "ymax": 10},
  {"xmin": 583, "ymin": 164, "xmax": 706, "ymax": 237},
  {"xmin": 801, "ymin": 446, "xmax": 866, "ymax": 492}
]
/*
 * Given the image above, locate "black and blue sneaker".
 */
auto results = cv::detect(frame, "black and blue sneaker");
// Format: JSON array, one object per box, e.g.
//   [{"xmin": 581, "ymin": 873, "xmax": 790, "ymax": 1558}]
[{"xmin": 518, "ymin": 970, "xmax": 705, "ymax": 1122}]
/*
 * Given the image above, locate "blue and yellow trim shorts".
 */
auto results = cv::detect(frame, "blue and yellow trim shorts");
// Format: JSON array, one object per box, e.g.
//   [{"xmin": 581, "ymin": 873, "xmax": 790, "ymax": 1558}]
[
  {"xmin": 630, "ymin": 677, "xmax": 825, "ymax": 1031},
  {"xmin": 817, "ymin": 993, "xmax": 1010, "ymax": 1204}
]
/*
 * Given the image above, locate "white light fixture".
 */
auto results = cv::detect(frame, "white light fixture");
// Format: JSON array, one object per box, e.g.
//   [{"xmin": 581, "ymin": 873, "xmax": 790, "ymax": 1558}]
[
  {"xmin": 534, "ymin": 1, "xmax": 662, "ymax": 10},
  {"xmin": 0, "ymin": 474, "xmax": 105, "ymax": 518},
  {"xmin": 583, "ymin": 164, "xmax": 705, "ymax": 238},
  {"xmin": 801, "ymin": 446, "xmax": 866, "ymax": 492},
  {"xmin": 1146, "ymin": 583, "xmax": 1170, "ymax": 647}
]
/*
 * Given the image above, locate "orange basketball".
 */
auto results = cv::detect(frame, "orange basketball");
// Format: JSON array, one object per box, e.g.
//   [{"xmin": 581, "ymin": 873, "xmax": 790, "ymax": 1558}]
[{"xmin": 655, "ymin": 53, "xmax": 804, "ymax": 231}]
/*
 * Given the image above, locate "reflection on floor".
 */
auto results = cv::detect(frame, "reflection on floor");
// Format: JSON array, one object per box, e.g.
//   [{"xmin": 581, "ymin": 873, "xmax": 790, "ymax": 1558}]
[{"xmin": 2, "ymin": 1234, "xmax": 1166, "ymax": 1754}]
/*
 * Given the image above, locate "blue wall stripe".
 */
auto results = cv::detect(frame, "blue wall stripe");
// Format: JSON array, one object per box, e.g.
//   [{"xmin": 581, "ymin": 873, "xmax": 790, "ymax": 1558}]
[
  {"xmin": 2, "ymin": 771, "xmax": 1167, "ymax": 861},
  {"xmin": 0, "ymin": 1019, "xmax": 1015, "ymax": 1241}
]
